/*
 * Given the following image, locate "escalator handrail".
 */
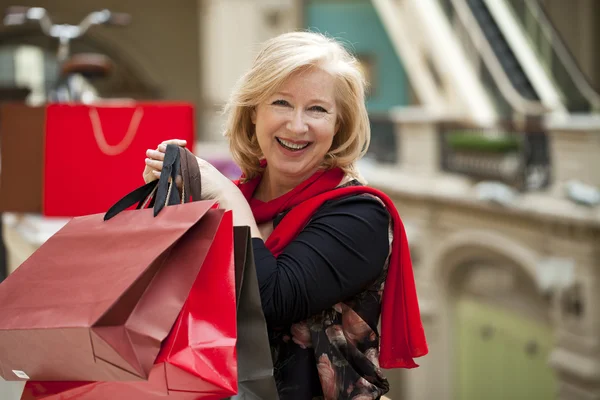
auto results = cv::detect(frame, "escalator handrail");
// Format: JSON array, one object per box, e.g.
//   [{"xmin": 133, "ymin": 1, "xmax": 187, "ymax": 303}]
[
  {"xmin": 450, "ymin": 0, "xmax": 547, "ymax": 116},
  {"xmin": 523, "ymin": 0, "xmax": 600, "ymax": 111}
]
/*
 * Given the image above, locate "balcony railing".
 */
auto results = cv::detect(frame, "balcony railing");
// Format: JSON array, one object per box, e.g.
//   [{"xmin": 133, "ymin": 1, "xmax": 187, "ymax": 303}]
[{"xmin": 439, "ymin": 119, "xmax": 551, "ymax": 190}]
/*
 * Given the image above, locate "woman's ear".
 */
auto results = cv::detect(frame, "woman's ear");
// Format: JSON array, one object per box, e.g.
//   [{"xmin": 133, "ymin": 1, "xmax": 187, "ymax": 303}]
[{"xmin": 251, "ymin": 107, "xmax": 257, "ymax": 124}]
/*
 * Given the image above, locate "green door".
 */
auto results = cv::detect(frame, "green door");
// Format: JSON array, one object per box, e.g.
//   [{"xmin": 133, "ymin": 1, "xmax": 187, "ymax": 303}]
[{"xmin": 455, "ymin": 297, "xmax": 557, "ymax": 400}]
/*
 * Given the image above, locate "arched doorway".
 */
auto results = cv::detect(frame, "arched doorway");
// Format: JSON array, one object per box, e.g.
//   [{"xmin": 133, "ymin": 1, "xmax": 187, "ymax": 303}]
[
  {"xmin": 425, "ymin": 230, "xmax": 559, "ymax": 400},
  {"xmin": 452, "ymin": 261, "xmax": 557, "ymax": 400}
]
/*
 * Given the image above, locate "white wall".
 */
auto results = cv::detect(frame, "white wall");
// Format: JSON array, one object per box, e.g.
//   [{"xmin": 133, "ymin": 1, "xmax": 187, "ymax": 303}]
[{"xmin": 198, "ymin": 0, "xmax": 300, "ymax": 142}]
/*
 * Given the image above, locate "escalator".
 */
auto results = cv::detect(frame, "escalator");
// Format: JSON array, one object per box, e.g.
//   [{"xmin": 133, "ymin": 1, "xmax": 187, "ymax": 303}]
[
  {"xmin": 503, "ymin": 0, "xmax": 600, "ymax": 113},
  {"xmin": 434, "ymin": 0, "xmax": 547, "ymax": 118},
  {"xmin": 466, "ymin": 0, "xmax": 539, "ymax": 102}
]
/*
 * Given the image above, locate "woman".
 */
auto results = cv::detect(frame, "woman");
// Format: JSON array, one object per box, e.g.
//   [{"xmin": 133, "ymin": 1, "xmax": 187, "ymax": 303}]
[{"xmin": 143, "ymin": 31, "xmax": 427, "ymax": 399}]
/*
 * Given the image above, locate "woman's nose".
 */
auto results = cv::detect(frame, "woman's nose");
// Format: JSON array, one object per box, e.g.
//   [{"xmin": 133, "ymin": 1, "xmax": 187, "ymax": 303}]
[{"xmin": 286, "ymin": 110, "xmax": 308, "ymax": 134}]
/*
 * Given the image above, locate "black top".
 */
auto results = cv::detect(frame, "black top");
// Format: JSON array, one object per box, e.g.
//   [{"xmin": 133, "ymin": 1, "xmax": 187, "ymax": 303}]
[
  {"xmin": 252, "ymin": 193, "xmax": 390, "ymax": 327},
  {"xmin": 251, "ymin": 192, "xmax": 392, "ymax": 399}
]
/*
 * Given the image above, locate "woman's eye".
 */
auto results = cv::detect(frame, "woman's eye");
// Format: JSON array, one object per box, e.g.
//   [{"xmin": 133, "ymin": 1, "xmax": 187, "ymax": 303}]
[
  {"xmin": 310, "ymin": 106, "xmax": 328, "ymax": 113},
  {"xmin": 272, "ymin": 99, "xmax": 290, "ymax": 106}
]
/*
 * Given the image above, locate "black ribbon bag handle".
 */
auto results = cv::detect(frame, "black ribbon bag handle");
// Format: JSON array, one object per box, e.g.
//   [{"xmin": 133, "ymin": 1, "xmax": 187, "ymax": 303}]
[
  {"xmin": 179, "ymin": 146, "xmax": 202, "ymax": 203},
  {"xmin": 104, "ymin": 144, "xmax": 200, "ymax": 220},
  {"xmin": 152, "ymin": 145, "xmax": 181, "ymax": 216}
]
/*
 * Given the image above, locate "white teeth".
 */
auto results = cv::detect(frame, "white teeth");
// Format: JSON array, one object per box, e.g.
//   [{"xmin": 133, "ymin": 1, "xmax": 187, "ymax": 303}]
[{"xmin": 277, "ymin": 138, "xmax": 309, "ymax": 150}]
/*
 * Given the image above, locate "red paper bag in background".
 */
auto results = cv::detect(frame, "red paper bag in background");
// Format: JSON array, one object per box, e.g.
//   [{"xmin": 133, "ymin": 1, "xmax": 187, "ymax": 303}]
[{"xmin": 43, "ymin": 102, "xmax": 195, "ymax": 216}]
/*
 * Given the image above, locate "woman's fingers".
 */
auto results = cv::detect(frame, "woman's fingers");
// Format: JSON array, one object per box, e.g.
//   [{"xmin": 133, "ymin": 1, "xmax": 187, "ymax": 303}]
[
  {"xmin": 158, "ymin": 139, "xmax": 187, "ymax": 152},
  {"xmin": 146, "ymin": 148, "xmax": 165, "ymax": 161},
  {"xmin": 163, "ymin": 139, "xmax": 187, "ymax": 146},
  {"xmin": 145, "ymin": 158, "xmax": 163, "ymax": 170},
  {"xmin": 143, "ymin": 139, "xmax": 187, "ymax": 184}
]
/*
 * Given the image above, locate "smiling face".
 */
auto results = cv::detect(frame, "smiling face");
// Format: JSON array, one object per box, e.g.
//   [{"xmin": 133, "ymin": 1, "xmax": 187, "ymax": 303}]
[{"xmin": 251, "ymin": 67, "xmax": 338, "ymax": 183}]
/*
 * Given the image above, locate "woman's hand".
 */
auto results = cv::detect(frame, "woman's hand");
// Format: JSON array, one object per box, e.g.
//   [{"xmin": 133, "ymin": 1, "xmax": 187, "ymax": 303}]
[
  {"xmin": 143, "ymin": 139, "xmax": 262, "ymax": 239},
  {"xmin": 143, "ymin": 138, "xmax": 234, "ymax": 201},
  {"xmin": 143, "ymin": 139, "xmax": 187, "ymax": 183}
]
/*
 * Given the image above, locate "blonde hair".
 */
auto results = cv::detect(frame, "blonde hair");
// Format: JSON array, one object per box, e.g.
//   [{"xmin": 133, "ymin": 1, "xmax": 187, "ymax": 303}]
[{"xmin": 223, "ymin": 31, "xmax": 370, "ymax": 181}]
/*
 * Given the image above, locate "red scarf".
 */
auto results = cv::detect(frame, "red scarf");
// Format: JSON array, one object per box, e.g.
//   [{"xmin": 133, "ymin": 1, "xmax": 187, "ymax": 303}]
[{"xmin": 235, "ymin": 167, "xmax": 428, "ymax": 369}]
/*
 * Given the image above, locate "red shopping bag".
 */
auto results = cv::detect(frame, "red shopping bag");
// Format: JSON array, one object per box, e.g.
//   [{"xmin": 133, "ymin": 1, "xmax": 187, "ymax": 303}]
[
  {"xmin": 21, "ymin": 211, "xmax": 239, "ymax": 400},
  {"xmin": 43, "ymin": 102, "xmax": 195, "ymax": 217},
  {"xmin": 14, "ymin": 147, "xmax": 278, "ymax": 400},
  {"xmin": 0, "ymin": 102, "xmax": 195, "ymax": 217},
  {"xmin": 19, "ymin": 225, "xmax": 280, "ymax": 400},
  {"xmin": 0, "ymin": 198, "xmax": 225, "ymax": 382},
  {"xmin": 16, "ymin": 146, "xmax": 280, "ymax": 400}
]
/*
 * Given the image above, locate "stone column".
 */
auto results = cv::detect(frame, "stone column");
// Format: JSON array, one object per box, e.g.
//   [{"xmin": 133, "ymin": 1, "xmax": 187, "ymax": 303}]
[
  {"xmin": 198, "ymin": 0, "xmax": 300, "ymax": 143},
  {"xmin": 546, "ymin": 220, "xmax": 600, "ymax": 400},
  {"xmin": 546, "ymin": 115, "xmax": 600, "ymax": 189},
  {"xmin": 391, "ymin": 106, "xmax": 443, "ymax": 175}
]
